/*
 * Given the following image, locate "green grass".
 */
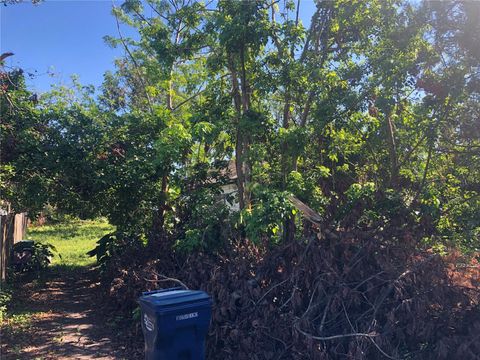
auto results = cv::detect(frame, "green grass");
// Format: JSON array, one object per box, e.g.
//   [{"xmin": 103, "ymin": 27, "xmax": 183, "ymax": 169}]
[
  {"xmin": 1, "ymin": 219, "xmax": 115, "ymax": 354},
  {"xmin": 27, "ymin": 219, "xmax": 115, "ymax": 268},
  {"xmin": 2, "ymin": 311, "xmax": 35, "ymax": 333}
]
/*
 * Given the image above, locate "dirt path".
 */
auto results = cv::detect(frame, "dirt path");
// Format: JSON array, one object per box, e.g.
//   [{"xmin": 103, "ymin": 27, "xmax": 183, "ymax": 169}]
[{"xmin": 1, "ymin": 267, "xmax": 126, "ymax": 360}]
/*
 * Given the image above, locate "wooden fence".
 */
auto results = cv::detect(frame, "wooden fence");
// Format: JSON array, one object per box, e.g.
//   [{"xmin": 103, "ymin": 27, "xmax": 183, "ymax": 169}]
[{"xmin": 0, "ymin": 213, "xmax": 28, "ymax": 281}]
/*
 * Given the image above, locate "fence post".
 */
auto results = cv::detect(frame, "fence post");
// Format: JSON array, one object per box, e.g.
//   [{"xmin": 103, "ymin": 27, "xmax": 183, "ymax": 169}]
[
  {"xmin": 0, "ymin": 213, "xmax": 24, "ymax": 282},
  {"xmin": 1, "ymin": 214, "xmax": 14, "ymax": 281},
  {"xmin": 14, "ymin": 213, "xmax": 27, "ymax": 243}
]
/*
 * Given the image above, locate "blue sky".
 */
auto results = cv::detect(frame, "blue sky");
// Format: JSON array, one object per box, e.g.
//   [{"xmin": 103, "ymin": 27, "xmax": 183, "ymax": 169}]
[
  {"xmin": 1, "ymin": 0, "xmax": 316, "ymax": 94},
  {"xmin": 1, "ymin": 0, "xmax": 136, "ymax": 93}
]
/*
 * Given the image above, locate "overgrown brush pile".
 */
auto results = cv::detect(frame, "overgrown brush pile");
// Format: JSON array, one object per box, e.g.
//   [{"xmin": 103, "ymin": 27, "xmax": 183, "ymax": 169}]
[{"xmin": 102, "ymin": 228, "xmax": 479, "ymax": 360}]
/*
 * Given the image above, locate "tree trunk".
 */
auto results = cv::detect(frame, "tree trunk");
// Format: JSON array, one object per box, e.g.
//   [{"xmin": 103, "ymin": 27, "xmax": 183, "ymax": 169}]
[
  {"xmin": 281, "ymin": 92, "xmax": 291, "ymax": 187},
  {"xmin": 149, "ymin": 174, "xmax": 169, "ymax": 251},
  {"xmin": 386, "ymin": 114, "xmax": 399, "ymax": 187},
  {"xmin": 228, "ymin": 55, "xmax": 248, "ymax": 210},
  {"xmin": 166, "ymin": 79, "xmax": 173, "ymax": 110}
]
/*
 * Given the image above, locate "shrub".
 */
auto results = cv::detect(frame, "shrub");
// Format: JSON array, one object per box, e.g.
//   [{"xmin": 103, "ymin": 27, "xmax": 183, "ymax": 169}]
[{"xmin": 11, "ymin": 241, "xmax": 56, "ymax": 273}]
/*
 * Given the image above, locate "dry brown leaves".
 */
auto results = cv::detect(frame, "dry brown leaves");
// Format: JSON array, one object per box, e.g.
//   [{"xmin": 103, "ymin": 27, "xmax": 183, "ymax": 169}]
[{"xmin": 102, "ymin": 233, "xmax": 479, "ymax": 360}]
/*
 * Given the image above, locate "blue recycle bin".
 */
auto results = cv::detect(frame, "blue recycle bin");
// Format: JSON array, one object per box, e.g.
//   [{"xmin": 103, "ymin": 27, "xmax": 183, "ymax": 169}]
[{"xmin": 138, "ymin": 287, "xmax": 212, "ymax": 360}]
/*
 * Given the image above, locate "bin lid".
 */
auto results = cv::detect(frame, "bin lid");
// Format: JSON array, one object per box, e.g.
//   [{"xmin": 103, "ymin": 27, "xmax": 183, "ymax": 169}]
[{"xmin": 139, "ymin": 288, "xmax": 211, "ymax": 311}]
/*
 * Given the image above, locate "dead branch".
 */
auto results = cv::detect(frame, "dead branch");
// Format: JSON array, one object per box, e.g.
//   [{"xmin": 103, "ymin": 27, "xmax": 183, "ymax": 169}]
[
  {"xmin": 288, "ymin": 196, "xmax": 322, "ymax": 224},
  {"xmin": 255, "ymin": 278, "xmax": 290, "ymax": 306},
  {"xmin": 294, "ymin": 322, "xmax": 378, "ymax": 341},
  {"xmin": 373, "ymin": 254, "xmax": 438, "ymax": 318},
  {"xmin": 144, "ymin": 271, "xmax": 188, "ymax": 289}
]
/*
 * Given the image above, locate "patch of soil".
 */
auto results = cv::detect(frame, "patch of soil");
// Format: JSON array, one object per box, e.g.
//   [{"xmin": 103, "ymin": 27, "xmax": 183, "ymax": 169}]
[{"xmin": 1, "ymin": 268, "xmax": 128, "ymax": 360}]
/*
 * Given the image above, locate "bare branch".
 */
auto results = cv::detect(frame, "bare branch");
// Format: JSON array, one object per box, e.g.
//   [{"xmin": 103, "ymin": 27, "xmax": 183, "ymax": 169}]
[
  {"xmin": 112, "ymin": 4, "xmax": 154, "ymax": 112},
  {"xmin": 294, "ymin": 322, "xmax": 379, "ymax": 341},
  {"xmin": 145, "ymin": 271, "xmax": 189, "ymax": 289}
]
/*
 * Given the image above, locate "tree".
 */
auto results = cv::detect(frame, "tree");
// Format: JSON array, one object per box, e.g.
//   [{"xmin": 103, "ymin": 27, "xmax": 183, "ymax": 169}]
[{"xmin": 3, "ymin": 0, "xmax": 479, "ymax": 253}]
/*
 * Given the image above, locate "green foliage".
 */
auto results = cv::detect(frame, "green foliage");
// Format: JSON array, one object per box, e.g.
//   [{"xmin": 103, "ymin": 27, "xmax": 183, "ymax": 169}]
[
  {"xmin": 241, "ymin": 187, "xmax": 295, "ymax": 244},
  {"xmin": 278, "ymin": 127, "xmax": 311, "ymax": 157},
  {"xmin": 27, "ymin": 220, "xmax": 115, "ymax": 267},
  {"xmin": 87, "ymin": 231, "xmax": 143, "ymax": 272},
  {"xmin": 132, "ymin": 306, "xmax": 141, "ymax": 321},
  {"xmin": 86, "ymin": 233, "xmax": 117, "ymax": 264},
  {"xmin": 239, "ymin": 110, "xmax": 274, "ymax": 141},
  {"xmin": 154, "ymin": 122, "xmax": 192, "ymax": 169},
  {"xmin": 12, "ymin": 241, "xmax": 56, "ymax": 273},
  {"xmin": 0, "ymin": 287, "xmax": 13, "ymax": 322},
  {"xmin": 336, "ymin": 182, "xmax": 376, "ymax": 222},
  {"xmin": 3, "ymin": 0, "xmax": 479, "ymax": 254},
  {"xmin": 37, "ymin": 204, "xmax": 76, "ymax": 225},
  {"xmin": 287, "ymin": 171, "xmax": 328, "ymax": 215},
  {"xmin": 345, "ymin": 182, "xmax": 376, "ymax": 202},
  {"xmin": 174, "ymin": 171, "xmax": 232, "ymax": 253}
]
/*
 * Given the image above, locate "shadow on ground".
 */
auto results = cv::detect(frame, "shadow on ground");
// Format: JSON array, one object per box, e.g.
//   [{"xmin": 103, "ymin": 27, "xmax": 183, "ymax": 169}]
[{"xmin": 1, "ymin": 266, "xmax": 130, "ymax": 360}]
